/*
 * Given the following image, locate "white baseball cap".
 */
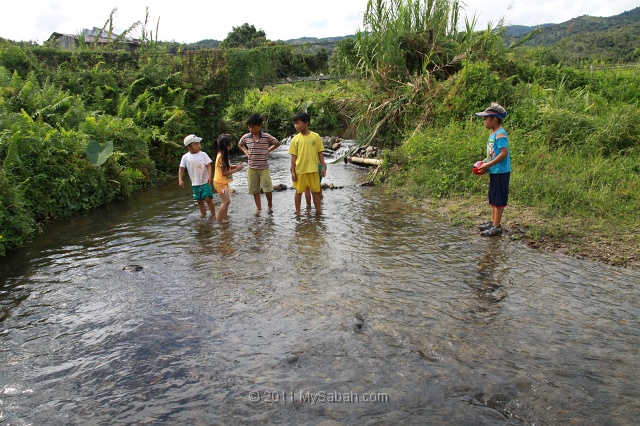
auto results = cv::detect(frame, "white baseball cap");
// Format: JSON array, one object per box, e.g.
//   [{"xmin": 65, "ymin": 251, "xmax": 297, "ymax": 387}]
[{"xmin": 184, "ymin": 134, "xmax": 203, "ymax": 146}]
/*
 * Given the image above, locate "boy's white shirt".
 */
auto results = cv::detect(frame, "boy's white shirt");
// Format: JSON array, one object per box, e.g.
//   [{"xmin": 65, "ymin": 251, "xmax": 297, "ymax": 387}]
[{"xmin": 180, "ymin": 151, "xmax": 212, "ymax": 186}]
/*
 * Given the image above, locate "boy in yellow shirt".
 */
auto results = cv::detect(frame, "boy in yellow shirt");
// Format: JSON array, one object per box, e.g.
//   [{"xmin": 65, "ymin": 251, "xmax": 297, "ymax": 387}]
[{"xmin": 288, "ymin": 112, "xmax": 326, "ymax": 215}]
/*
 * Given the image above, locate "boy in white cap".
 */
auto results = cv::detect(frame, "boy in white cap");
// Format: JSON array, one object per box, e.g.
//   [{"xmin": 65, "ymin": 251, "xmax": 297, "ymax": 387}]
[
  {"xmin": 178, "ymin": 134, "xmax": 216, "ymax": 218},
  {"xmin": 474, "ymin": 103, "xmax": 510, "ymax": 236}
]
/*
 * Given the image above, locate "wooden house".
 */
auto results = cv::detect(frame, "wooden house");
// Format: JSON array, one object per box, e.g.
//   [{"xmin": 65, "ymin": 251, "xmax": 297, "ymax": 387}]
[{"xmin": 47, "ymin": 27, "xmax": 140, "ymax": 51}]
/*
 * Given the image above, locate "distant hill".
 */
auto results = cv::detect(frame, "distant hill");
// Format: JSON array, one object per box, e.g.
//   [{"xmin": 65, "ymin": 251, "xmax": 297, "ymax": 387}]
[
  {"xmin": 162, "ymin": 35, "xmax": 354, "ymax": 55},
  {"xmin": 174, "ymin": 7, "xmax": 639, "ymax": 63},
  {"xmin": 504, "ymin": 6, "xmax": 640, "ymax": 62},
  {"xmin": 282, "ymin": 35, "xmax": 355, "ymax": 45},
  {"xmin": 280, "ymin": 35, "xmax": 356, "ymax": 56}
]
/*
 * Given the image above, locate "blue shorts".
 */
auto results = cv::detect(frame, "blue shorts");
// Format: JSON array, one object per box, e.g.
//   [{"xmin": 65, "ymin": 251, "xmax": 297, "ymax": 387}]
[
  {"xmin": 192, "ymin": 183, "xmax": 214, "ymax": 200},
  {"xmin": 488, "ymin": 172, "xmax": 510, "ymax": 208}
]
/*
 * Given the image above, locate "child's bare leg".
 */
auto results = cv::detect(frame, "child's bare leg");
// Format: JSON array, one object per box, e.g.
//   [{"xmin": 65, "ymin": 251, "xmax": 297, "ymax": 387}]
[
  {"xmin": 493, "ymin": 206, "xmax": 504, "ymax": 227},
  {"xmin": 205, "ymin": 197, "xmax": 216, "ymax": 218},
  {"xmin": 253, "ymin": 193, "xmax": 262, "ymax": 211},
  {"xmin": 304, "ymin": 189, "xmax": 311, "ymax": 207},
  {"xmin": 294, "ymin": 192, "xmax": 303, "ymax": 215},
  {"xmin": 197, "ymin": 200, "xmax": 207, "ymax": 217},
  {"xmin": 216, "ymin": 192, "xmax": 230, "ymax": 222},
  {"xmin": 312, "ymin": 191, "xmax": 322, "ymax": 215},
  {"xmin": 265, "ymin": 191, "xmax": 273, "ymax": 210}
]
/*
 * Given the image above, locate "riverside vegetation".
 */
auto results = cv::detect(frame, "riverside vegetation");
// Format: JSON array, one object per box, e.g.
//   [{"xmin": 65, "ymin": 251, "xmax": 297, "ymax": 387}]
[{"xmin": 1, "ymin": 0, "xmax": 639, "ymax": 268}]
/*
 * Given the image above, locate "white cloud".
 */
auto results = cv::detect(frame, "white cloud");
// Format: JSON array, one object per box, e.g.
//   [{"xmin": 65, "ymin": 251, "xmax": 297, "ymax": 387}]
[
  {"xmin": 1, "ymin": 0, "xmax": 637, "ymax": 44},
  {"xmin": 0, "ymin": 0, "xmax": 368, "ymax": 44}
]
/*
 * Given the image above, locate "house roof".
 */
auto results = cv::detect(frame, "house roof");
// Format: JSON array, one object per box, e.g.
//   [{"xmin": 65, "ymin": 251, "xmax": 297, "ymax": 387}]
[{"xmin": 48, "ymin": 29, "xmax": 140, "ymax": 46}]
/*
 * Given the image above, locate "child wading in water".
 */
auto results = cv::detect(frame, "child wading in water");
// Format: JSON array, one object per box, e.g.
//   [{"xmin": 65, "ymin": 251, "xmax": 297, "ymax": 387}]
[
  {"xmin": 304, "ymin": 162, "xmax": 324, "ymax": 207},
  {"xmin": 238, "ymin": 114, "xmax": 281, "ymax": 212},
  {"xmin": 213, "ymin": 134, "xmax": 245, "ymax": 222},
  {"xmin": 474, "ymin": 103, "xmax": 511, "ymax": 236},
  {"xmin": 288, "ymin": 112, "xmax": 326, "ymax": 215},
  {"xmin": 178, "ymin": 134, "xmax": 216, "ymax": 219}
]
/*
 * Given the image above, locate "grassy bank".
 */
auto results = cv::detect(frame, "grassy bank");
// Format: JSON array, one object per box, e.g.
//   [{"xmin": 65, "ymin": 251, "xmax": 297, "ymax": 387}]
[
  {"xmin": 340, "ymin": 1, "xmax": 639, "ymax": 270},
  {"xmin": 379, "ymin": 95, "xmax": 640, "ymax": 269}
]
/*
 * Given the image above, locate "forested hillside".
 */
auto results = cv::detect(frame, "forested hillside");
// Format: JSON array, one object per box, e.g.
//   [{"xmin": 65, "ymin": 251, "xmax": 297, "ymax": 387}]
[
  {"xmin": 505, "ymin": 7, "xmax": 640, "ymax": 62},
  {"xmin": 170, "ymin": 7, "xmax": 640, "ymax": 64}
]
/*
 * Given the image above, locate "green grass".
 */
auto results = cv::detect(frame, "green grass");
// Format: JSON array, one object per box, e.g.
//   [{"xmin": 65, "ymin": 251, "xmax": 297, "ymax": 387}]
[{"xmin": 379, "ymin": 105, "xmax": 640, "ymax": 266}]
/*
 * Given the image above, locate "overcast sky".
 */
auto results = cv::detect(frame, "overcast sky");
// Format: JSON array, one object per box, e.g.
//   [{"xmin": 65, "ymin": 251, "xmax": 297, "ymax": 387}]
[{"xmin": 1, "ymin": 0, "xmax": 637, "ymax": 44}]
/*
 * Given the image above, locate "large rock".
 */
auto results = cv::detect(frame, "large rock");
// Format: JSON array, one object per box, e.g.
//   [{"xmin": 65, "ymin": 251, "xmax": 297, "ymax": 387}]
[{"xmin": 365, "ymin": 146, "xmax": 376, "ymax": 157}]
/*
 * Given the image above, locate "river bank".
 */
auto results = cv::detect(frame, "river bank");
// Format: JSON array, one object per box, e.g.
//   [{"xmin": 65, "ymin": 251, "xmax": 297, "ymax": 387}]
[{"xmin": 417, "ymin": 195, "xmax": 640, "ymax": 270}]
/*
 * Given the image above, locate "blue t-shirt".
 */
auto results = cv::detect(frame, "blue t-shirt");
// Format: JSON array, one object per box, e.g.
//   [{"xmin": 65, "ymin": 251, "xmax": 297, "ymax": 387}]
[{"xmin": 487, "ymin": 127, "xmax": 510, "ymax": 174}]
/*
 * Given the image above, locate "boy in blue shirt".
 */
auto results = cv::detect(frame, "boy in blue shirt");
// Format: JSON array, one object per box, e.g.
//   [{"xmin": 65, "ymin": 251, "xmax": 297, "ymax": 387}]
[{"xmin": 475, "ymin": 103, "xmax": 510, "ymax": 237}]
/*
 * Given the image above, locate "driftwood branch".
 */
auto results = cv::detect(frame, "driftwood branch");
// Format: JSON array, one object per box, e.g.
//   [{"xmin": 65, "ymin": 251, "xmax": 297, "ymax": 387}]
[{"xmin": 346, "ymin": 156, "xmax": 382, "ymax": 167}]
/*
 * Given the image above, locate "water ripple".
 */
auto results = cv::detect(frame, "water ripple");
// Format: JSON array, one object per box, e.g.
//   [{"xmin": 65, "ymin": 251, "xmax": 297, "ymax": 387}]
[{"xmin": 1, "ymin": 153, "xmax": 639, "ymax": 424}]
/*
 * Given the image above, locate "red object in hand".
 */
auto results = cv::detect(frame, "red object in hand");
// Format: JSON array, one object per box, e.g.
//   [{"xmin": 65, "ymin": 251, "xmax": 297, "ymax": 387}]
[{"xmin": 472, "ymin": 161, "xmax": 486, "ymax": 175}]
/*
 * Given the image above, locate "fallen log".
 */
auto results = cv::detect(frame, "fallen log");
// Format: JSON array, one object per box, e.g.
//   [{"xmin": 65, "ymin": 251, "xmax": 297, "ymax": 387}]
[{"xmin": 346, "ymin": 156, "xmax": 382, "ymax": 167}]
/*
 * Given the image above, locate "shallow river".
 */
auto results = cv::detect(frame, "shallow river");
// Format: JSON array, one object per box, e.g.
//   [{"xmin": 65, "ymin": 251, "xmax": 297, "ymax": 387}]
[{"xmin": 1, "ymin": 144, "xmax": 639, "ymax": 425}]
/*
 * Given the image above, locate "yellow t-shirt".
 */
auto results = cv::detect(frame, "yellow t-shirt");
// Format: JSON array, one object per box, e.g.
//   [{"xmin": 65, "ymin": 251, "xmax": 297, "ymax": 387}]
[
  {"xmin": 214, "ymin": 153, "xmax": 233, "ymax": 184},
  {"xmin": 288, "ymin": 131, "xmax": 324, "ymax": 174}
]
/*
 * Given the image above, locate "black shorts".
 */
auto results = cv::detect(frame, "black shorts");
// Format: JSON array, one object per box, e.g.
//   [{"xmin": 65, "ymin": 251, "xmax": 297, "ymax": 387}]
[{"xmin": 488, "ymin": 172, "xmax": 510, "ymax": 208}]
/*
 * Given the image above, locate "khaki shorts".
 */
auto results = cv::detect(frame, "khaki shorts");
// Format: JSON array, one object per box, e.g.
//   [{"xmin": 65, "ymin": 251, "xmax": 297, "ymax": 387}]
[
  {"xmin": 293, "ymin": 172, "xmax": 321, "ymax": 194},
  {"xmin": 247, "ymin": 168, "xmax": 273, "ymax": 194}
]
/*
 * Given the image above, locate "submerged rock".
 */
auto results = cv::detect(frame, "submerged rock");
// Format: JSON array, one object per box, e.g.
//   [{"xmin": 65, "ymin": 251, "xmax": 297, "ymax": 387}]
[
  {"xmin": 284, "ymin": 354, "xmax": 300, "ymax": 364},
  {"xmin": 122, "ymin": 265, "xmax": 143, "ymax": 272},
  {"xmin": 352, "ymin": 313, "xmax": 365, "ymax": 332},
  {"xmin": 272, "ymin": 183, "xmax": 288, "ymax": 191}
]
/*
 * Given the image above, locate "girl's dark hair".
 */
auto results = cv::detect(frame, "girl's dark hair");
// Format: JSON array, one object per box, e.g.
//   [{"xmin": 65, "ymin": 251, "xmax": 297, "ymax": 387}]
[{"xmin": 216, "ymin": 134, "xmax": 232, "ymax": 168}]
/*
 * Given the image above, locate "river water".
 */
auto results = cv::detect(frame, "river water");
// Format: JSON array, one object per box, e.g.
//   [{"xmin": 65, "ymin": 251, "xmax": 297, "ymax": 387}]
[{"xmin": 1, "ymin": 143, "xmax": 639, "ymax": 425}]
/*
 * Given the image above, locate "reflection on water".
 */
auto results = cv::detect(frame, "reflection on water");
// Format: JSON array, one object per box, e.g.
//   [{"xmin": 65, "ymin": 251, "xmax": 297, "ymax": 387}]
[{"xmin": 1, "ymin": 145, "xmax": 640, "ymax": 424}]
